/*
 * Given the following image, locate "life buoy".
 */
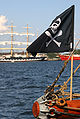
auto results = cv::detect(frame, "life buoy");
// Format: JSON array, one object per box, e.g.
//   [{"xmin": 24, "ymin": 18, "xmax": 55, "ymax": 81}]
[{"xmin": 56, "ymin": 98, "xmax": 66, "ymax": 106}]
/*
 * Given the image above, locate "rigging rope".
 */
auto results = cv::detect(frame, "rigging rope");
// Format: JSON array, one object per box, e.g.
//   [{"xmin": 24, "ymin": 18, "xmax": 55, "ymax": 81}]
[{"xmin": 45, "ymin": 39, "xmax": 80, "ymax": 95}]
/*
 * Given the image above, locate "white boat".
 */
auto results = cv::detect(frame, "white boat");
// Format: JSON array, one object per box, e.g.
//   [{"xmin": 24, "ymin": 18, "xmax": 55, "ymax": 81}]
[{"xmin": 0, "ymin": 56, "xmax": 47, "ymax": 62}]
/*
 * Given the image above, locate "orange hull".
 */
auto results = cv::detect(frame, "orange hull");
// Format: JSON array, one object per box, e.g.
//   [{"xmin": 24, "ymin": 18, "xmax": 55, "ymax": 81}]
[
  {"xmin": 59, "ymin": 55, "xmax": 80, "ymax": 61},
  {"xmin": 49, "ymin": 100, "xmax": 80, "ymax": 119}
]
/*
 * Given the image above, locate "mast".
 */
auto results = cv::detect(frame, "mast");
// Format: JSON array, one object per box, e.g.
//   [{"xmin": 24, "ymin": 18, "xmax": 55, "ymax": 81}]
[
  {"xmin": 24, "ymin": 24, "xmax": 32, "ymax": 57},
  {"xmin": 0, "ymin": 23, "xmax": 34, "ymax": 55},
  {"xmin": 70, "ymin": 54, "xmax": 73, "ymax": 100},
  {"xmin": 37, "ymin": 31, "xmax": 38, "ymax": 38},
  {"xmin": 8, "ymin": 23, "xmax": 16, "ymax": 57},
  {"xmin": 36, "ymin": 31, "xmax": 39, "ymax": 57}
]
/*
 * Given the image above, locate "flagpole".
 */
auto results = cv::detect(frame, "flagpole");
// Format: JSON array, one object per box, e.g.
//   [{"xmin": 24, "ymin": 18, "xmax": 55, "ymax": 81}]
[{"xmin": 70, "ymin": 54, "xmax": 73, "ymax": 100}]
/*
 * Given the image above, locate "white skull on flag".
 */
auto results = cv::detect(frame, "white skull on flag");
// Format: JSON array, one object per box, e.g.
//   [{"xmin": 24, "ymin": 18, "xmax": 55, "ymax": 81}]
[
  {"xmin": 45, "ymin": 18, "xmax": 62, "ymax": 47},
  {"xmin": 50, "ymin": 18, "xmax": 61, "ymax": 34}
]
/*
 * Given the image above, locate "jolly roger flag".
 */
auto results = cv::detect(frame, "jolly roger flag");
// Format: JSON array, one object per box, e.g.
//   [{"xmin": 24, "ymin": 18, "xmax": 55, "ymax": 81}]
[{"xmin": 27, "ymin": 5, "xmax": 74, "ymax": 56}]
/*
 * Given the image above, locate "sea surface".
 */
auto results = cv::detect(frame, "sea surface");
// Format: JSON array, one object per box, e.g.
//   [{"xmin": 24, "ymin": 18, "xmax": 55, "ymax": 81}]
[{"xmin": 0, "ymin": 60, "xmax": 80, "ymax": 119}]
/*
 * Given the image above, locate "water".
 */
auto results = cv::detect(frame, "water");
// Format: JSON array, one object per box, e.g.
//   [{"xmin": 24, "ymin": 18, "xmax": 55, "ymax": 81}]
[{"xmin": 0, "ymin": 60, "xmax": 80, "ymax": 119}]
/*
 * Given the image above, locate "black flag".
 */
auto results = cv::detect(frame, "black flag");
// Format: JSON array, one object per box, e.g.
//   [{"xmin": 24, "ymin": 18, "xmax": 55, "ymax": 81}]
[{"xmin": 27, "ymin": 5, "xmax": 74, "ymax": 56}]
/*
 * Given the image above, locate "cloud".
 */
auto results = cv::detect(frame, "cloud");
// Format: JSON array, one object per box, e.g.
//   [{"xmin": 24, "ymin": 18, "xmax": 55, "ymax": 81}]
[{"xmin": 0, "ymin": 15, "xmax": 8, "ymax": 32}]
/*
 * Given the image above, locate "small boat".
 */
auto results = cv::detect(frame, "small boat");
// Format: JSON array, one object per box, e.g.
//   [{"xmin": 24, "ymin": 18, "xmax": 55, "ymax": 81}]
[
  {"xmin": 59, "ymin": 54, "xmax": 80, "ymax": 60},
  {"xmin": 27, "ymin": 5, "xmax": 80, "ymax": 119}
]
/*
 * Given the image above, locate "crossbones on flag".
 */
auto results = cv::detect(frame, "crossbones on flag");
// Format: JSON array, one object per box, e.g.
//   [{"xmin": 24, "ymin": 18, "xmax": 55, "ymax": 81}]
[{"xmin": 27, "ymin": 5, "xmax": 74, "ymax": 56}]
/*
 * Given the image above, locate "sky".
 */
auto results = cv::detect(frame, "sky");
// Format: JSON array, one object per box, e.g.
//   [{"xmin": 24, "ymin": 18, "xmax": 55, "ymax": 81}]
[{"xmin": 0, "ymin": 0, "xmax": 80, "ymax": 49}]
